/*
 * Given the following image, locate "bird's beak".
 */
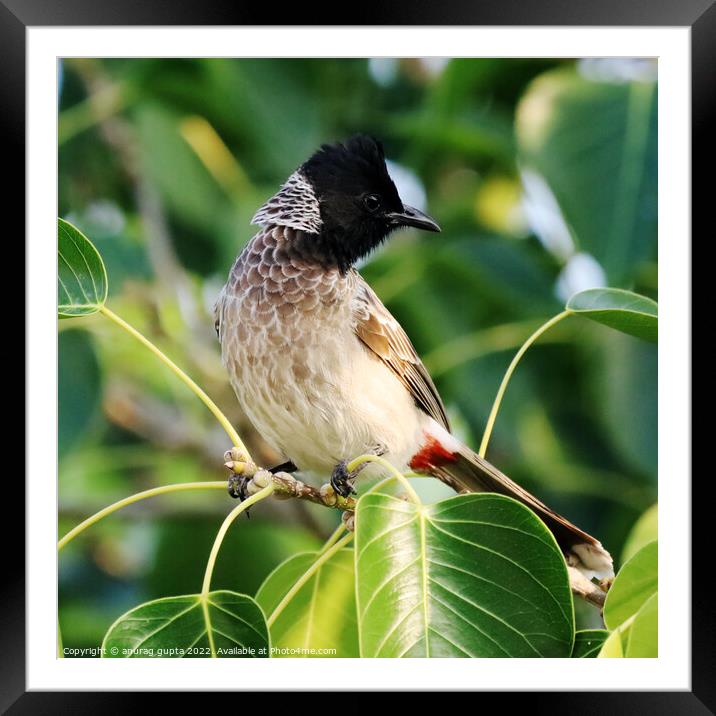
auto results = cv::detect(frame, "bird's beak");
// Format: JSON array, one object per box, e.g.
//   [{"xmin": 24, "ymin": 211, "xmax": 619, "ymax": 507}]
[{"xmin": 386, "ymin": 205, "xmax": 441, "ymax": 233}]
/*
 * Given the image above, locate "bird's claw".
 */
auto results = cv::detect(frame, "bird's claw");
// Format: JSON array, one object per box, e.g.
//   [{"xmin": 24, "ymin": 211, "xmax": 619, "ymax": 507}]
[
  {"xmin": 224, "ymin": 449, "xmax": 254, "ymax": 519},
  {"xmin": 227, "ymin": 473, "xmax": 250, "ymax": 501},
  {"xmin": 331, "ymin": 460, "xmax": 357, "ymax": 498},
  {"xmin": 223, "ymin": 447, "xmax": 258, "ymax": 503}
]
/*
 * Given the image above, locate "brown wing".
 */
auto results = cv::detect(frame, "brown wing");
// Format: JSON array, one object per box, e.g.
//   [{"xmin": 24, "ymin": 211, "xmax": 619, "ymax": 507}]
[{"xmin": 352, "ymin": 273, "xmax": 450, "ymax": 431}]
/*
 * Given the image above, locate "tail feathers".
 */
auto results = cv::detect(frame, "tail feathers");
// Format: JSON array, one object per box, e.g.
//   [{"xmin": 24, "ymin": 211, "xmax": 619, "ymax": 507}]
[{"xmin": 425, "ymin": 446, "xmax": 613, "ymax": 580}]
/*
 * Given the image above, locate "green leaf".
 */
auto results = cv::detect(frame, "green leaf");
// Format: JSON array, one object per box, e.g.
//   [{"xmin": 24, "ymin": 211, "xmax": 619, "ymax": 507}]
[
  {"xmin": 625, "ymin": 591, "xmax": 658, "ymax": 657},
  {"xmin": 208, "ymin": 60, "xmax": 322, "ymax": 175},
  {"xmin": 567, "ymin": 288, "xmax": 657, "ymax": 342},
  {"xmin": 598, "ymin": 627, "xmax": 626, "ymax": 658},
  {"xmin": 135, "ymin": 105, "xmax": 227, "ymax": 234},
  {"xmin": 603, "ymin": 541, "xmax": 657, "ymax": 631},
  {"xmin": 102, "ymin": 591, "xmax": 269, "ymax": 658},
  {"xmin": 58, "ymin": 218, "xmax": 108, "ymax": 318},
  {"xmin": 256, "ymin": 549, "xmax": 358, "ymax": 657},
  {"xmin": 517, "ymin": 69, "xmax": 656, "ymax": 285},
  {"xmin": 355, "ymin": 493, "xmax": 574, "ymax": 658},
  {"xmin": 598, "ymin": 590, "xmax": 658, "ymax": 659},
  {"xmin": 621, "ymin": 504, "xmax": 658, "ymax": 565},
  {"xmin": 594, "ymin": 331, "xmax": 657, "ymax": 476},
  {"xmin": 572, "ymin": 629, "xmax": 609, "ymax": 657},
  {"xmin": 58, "ymin": 329, "xmax": 102, "ymax": 456}
]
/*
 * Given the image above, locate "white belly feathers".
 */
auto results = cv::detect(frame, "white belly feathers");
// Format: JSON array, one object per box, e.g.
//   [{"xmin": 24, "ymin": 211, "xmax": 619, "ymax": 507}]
[{"xmin": 216, "ymin": 227, "xmax": 424, "ymax": 478}]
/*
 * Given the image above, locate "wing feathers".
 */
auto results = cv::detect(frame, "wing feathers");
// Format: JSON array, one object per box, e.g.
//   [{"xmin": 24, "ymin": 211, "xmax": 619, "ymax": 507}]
[{"xmin": 352, "ymin": 273, "xmax": 450, "ymax": 431}]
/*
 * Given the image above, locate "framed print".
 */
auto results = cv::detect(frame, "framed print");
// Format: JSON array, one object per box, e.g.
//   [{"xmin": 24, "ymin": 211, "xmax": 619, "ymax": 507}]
[{"xmin": 8, "ymin": 0, "xmax": 708, "ymax": 709}]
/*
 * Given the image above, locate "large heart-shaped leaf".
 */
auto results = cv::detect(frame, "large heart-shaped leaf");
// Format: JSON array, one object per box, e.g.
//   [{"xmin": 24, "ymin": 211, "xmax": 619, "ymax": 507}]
[
  {"xmin": 256, "ymin": 549, "xmax": 358, "ymax": 657},
  {"xmin": 517, "ymin": 69, "xmax": 656, "ymax": 285},
  {"xmin": 603, "ymin": 540, "xmax": 657, "ymax": 631},
  {"xmin": 102, "ymin": 591, "xmax": 269, "ymax": 658},
  {"xmin": 355, "ymin": 493, "xmax": 574, "ymax": 658},
  {"xmin": 58, "ymin": 218, "xmax": 108, "ymax": 318},
  {"xmin": 571, "ymin": 629, "xmax": 609, "ymax": 658},
  {"xmin": 567, "ymin": 288, "xmax": 657, "ymax": 342}
]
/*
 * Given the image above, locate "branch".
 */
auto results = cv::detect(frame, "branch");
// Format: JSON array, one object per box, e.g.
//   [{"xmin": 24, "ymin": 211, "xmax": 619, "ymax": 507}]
[
  {"xmin": 225, "ymin": 450, "xmax": 356, "ymax": 512},
  {"xmin": 567, "ymin": 566, "xmax": 610, "ymax": 610}
]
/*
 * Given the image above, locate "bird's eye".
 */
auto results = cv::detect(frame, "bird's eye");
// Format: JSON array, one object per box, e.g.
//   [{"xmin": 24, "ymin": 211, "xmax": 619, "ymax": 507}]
[{"xmin": 363, "ymin": 194, "xmax": 381, "ymax": 213}]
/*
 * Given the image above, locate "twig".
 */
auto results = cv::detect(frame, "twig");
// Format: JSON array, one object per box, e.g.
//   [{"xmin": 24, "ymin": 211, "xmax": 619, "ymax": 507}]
[
  {"xmin": 567, "ymin": 566, "xmax": 609, "ymax": 610},
  {"xmin": 225, "ymin": 452, "xmax": 356, "ymax": 512}
]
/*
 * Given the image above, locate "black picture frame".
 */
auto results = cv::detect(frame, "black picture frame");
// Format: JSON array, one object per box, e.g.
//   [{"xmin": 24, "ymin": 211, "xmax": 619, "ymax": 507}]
[{"xmin": 8, "ymin": 0, "xmax": 706, "ymax": 710}]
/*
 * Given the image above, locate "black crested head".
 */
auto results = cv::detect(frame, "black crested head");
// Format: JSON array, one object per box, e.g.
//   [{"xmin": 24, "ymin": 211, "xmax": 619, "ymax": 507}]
[{"xmin": 299, "ymin": 135, "xmax": 440, "ymax": 272}]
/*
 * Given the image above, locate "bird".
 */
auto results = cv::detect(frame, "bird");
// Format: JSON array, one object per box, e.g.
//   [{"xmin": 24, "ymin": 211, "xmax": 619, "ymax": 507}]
[{"xmin": 214, "ymin": 134, "xmax": 613, "ymax": 581}]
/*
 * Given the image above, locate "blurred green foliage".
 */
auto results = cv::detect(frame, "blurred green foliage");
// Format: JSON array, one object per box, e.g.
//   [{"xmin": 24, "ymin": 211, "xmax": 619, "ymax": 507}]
[{"xmin": 58, "ymin": 58, "xmax": 657, "ymax": 650}]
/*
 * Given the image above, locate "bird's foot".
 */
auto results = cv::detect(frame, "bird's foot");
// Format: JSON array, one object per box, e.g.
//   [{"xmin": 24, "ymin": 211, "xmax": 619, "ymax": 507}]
[
  {"xmin": 224, "ymin": 447, "xmax": 257, "ymax": 502},
  {"xmin": 330, "ymin": 446, "xmax": 388, "ymax": 498},
  {"xmin": 227, "ymin": 473, "xmax": 250, "ymax": 501},
  {"xmin": 330, "ymin": 460, "xmax": 359, "ymax": 498}
]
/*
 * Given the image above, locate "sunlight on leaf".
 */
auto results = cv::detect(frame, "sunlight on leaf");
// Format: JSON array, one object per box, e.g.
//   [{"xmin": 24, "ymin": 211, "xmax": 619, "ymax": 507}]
[
  {"xmin": 256, "ymin": 549, "xmax": 358, "ymax": 657},
  {"xmin": 598, "ymin": 626, "xmax": 627, "ymax": 658},
  {"xmin": 625, "ymin": 592, "xmax": 658, "ymax": 657},
  {"xmin": 603, "ymin": 540, "xmax": 657, "ymax": 631},
  {"xmin": 621, "ymin": 504, "xmax": 657, "ymax": 565},
  {"xmin": 355, "ymin": 493, "xmax": 574, "ymax": 658}
]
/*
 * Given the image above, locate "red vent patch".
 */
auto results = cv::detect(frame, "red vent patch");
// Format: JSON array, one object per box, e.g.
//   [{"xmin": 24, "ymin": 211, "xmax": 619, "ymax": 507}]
[{"xmin": 409, "ymin": 435, "xmax": 458, "ymax": 472}]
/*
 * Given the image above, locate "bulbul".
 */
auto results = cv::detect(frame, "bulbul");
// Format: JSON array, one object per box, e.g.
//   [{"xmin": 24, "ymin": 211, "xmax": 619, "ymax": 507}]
[{"xmin": 215, "ymin": 135, "xmax": 612, "ymax": 580}]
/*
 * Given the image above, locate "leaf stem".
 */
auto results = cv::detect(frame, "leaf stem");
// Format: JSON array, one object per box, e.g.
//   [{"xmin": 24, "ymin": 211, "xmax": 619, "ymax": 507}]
[
  {"xmin": 346, "ymin": 454, "xmax": 421, "ymax": 505},
  {"xmin": 266, "ymin": 532, "xmax": 354, "ymax": 629},
  {"xmin": 479, "ymin": 310, "xmax": 571, "ymax": 458},
  {"xmin": 199, "ymin": 484, "xmax": 275, "ymax": 658},
  {"xmin": 200, "ymin": 485, "xmax": 275, "ymax": 598},
  {"xmin": 318, "ymin": 523, "xmax": 347, "ymax": 555},
  {"xmin": 58, "ymin": 481, "xmax": 227, "ymax": 551},
  {"xmin": 98, "ymin": 305, "xmax": 248, "ymax": 456}
]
